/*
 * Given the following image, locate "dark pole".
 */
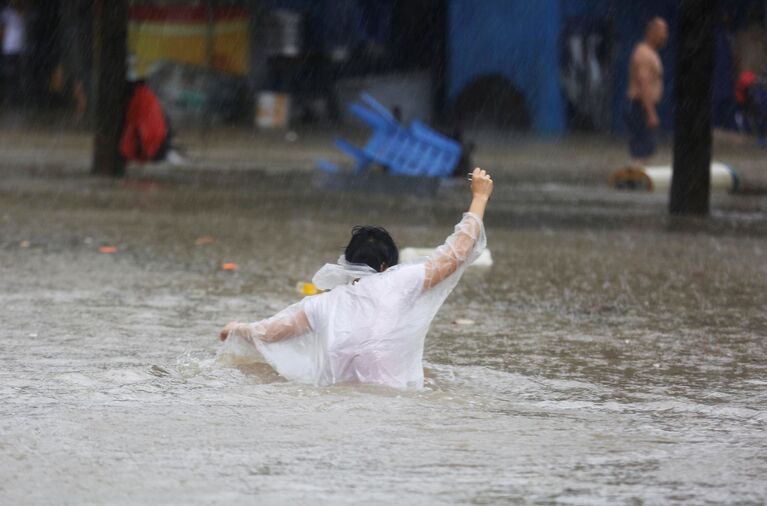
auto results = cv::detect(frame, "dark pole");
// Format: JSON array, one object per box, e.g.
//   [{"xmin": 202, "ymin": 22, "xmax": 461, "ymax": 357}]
[
  {"xmin": 206, "ymin": 0, "xmax": 215, "ymax": 71},
  {"xmin": 247, "ymin": 0, "xmax": 269, "ymax": 90},
  {"xmin": 92, "ymin": 0, "xmax": 128, "ymax": 177},
  {"xmin": 203, "ymin": 0, "xmax": 215, "ymax": 139},
  {"xmin": 433, "ymin": 0, "xmax": 448, "ymax": 123},
  {"xmin": 669, "ymin": 0, "xmax": 716, "ymax": 215},
  {"xmin": 247, "ymin": 0, "xmax": 269, "ymax": 126}
]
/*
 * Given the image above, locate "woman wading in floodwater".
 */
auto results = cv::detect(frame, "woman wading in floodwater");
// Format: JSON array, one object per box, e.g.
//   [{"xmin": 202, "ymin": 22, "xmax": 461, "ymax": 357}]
[{"xmin": 219, "ymin": 168, "xmax": 493, "ymax": 389}]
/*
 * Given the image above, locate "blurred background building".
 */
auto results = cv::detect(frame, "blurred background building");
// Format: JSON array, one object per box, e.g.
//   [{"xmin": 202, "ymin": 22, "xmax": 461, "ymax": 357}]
[{"xmin": 1, "ymin": 0, "xmax": 765, "ymax": 134}]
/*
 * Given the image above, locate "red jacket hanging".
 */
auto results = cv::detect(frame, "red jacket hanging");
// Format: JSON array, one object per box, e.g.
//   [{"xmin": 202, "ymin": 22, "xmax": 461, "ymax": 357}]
[
  {"xmin": 120, "ymin": 82, "xmax": 168, "ymax": 162},
  {"xmin": 736, "ymin": 70, "xmax": 757, "ymax": 106}
]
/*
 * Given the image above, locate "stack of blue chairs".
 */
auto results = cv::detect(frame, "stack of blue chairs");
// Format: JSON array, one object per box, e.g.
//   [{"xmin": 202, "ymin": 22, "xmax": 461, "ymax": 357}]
[{"xmin": 317, "ymin": 94, "xmax": 462, "ymax": 178}]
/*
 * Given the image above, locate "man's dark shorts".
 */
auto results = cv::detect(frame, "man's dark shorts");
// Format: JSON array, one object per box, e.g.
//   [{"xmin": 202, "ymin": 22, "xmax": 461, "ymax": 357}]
[{"xmin": 623, "ymin": 99, "xmax": 656, "ymax": 159}]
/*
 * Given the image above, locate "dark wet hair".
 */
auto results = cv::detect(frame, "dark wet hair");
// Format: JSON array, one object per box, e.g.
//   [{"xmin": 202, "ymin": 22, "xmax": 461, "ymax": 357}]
[{"xmin": 345, "ymin": 226, "xmax": 398, "ymax": 272}]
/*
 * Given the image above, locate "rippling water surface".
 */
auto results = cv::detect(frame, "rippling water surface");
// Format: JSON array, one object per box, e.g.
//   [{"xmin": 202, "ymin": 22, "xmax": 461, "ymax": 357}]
[{"xmin": 1, "ymin": 174, "xmax": 766, "ymax": 504}]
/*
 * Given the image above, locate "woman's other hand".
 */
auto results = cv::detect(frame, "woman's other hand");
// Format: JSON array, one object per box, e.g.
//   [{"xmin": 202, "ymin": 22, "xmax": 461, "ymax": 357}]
[{"xmin": 219, "ymin": 321, "xmax": 252, "ymax": 342}]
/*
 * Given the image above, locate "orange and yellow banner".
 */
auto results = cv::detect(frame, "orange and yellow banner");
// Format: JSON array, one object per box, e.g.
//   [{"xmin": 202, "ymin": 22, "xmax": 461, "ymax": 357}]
[{"xmin": 128, "ymin": 5, "xmax": 250, "ymax": 76}]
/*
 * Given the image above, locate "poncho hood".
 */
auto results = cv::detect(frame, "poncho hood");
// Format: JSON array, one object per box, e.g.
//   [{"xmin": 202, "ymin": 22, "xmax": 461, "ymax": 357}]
[{"xmin": 311, "ymin": 255, "xmax": 378, "ymax": 290}]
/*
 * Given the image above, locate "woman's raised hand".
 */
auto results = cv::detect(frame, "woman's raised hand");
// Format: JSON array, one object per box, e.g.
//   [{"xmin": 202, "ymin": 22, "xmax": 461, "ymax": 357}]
[{"xmin": 470, "ymin": 167, "xmax": 493, "ymax": 201}]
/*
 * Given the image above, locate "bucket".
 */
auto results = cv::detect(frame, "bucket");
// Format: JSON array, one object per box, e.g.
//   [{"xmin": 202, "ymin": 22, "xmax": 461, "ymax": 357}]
[{"xmin": 256, "ymin": 92, "xmax": 291, "ymax": 129}]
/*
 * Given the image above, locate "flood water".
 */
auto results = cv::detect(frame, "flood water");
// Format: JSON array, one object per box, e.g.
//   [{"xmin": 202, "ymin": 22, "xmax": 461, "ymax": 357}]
[{"xmin": 1, "ymin": 171, "xmax": 766, "ymax": 504}]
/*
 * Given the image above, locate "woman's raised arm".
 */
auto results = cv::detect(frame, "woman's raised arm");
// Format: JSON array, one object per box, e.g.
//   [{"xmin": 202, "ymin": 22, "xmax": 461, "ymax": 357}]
[{"xmin": 423, "ymin": 168, "xmax": 493, "ymax": 290}]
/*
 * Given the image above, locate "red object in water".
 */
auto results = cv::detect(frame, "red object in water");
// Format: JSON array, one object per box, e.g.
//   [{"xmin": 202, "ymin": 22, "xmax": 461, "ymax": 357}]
[
  {"xmin": 120, "ymin": 83, "xmax": 168, "ymax": 162},
  {"xmin": 736, "ymin": 70, "xmax": 757, "ymax": 106}
]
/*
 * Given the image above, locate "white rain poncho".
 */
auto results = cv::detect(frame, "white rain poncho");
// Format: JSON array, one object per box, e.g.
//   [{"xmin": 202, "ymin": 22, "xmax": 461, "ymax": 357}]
[{"xmin": 219, "ymin": 212, "xmax": 486, "ymax": 389}]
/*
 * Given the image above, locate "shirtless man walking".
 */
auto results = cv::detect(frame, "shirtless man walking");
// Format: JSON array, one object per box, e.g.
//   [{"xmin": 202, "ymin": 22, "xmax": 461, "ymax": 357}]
[{"xmin": 625, "ymin": 17, "xmax": 669, "ymax": 165}]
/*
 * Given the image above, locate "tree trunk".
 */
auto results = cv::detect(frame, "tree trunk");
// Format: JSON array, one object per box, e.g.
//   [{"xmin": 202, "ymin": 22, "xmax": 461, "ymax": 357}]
[
  {"xmin": 670, "ymin": 0, "xmax": 716, "ymax": 215},
  {"xmin": 92, "ymin": 0, "xmax": 128, "ymax": 177}
]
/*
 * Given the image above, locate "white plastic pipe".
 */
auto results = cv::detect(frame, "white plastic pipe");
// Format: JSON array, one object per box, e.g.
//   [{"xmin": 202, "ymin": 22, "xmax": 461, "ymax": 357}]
[
  {"xmin": 643, "ymin": 162, "xmax": 738, "ymax": 192},
  {"xmin": 609, "ymin": 162, "xmax": 739, "ymax": 192}
]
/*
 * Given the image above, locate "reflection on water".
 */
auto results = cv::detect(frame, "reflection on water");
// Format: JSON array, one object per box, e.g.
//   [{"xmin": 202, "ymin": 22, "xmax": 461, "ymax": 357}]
[{"xmin": 0, "ymin": 174, "xmax": 765, "ymax": 504}]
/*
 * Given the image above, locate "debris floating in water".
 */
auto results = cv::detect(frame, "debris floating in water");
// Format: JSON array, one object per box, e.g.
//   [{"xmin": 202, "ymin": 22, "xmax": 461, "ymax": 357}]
[
  {"xmin": 296, "ymin": 282, "xmax": 320, "ymax": 296},
  {"xmin": 148, "ymin": 365, "xmax": 171, "ymax": 377},
  {"xmin": 195, "ymin": 236, "xmax": 216, "ymax": 246},
  {"xmin": 99, "ymin": 246, "xmax": 118, "ymax": 254},
  {"xmin": 222, "ymin": 262, "xmax": 238, "ymax": 271},
  {"xmin": 452, "ymin": 318, "xmax": 475, "ymax": 325},
  {"xmin": 19, "ymin": 240, "xmax": 30, "ymax": 248}
]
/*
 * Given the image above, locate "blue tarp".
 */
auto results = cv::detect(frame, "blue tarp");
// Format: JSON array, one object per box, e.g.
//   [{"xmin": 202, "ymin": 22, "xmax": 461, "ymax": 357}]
[
  {"xmin": 447, "ymin": 0, "xmax": 566, "ymax": 134},
  {"xmin": 272, "ymin": 0, "xmax": 759, "ymax": 134},
  {"xmin": 446, "ymin": 0, "xmax": 683, "ymax": 134}
]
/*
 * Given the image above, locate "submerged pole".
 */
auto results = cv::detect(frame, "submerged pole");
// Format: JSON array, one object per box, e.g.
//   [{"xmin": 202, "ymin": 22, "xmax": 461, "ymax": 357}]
[
  {"xmin": 92, "ymin": 0, "xmax": 128, "ymax": 177},
  {"xmin": 670, "ymin": 0, "xmax": 716, "ymax": 215},
  {"xmin": 203, "ymin": 0, "xmax": 216, "ymax": 140}
]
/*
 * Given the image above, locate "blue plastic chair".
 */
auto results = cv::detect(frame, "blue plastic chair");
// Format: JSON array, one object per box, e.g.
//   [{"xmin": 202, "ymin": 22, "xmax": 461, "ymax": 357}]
[{"xmin": 316, "ymin": 94, "xmax": 462, "ymax": 178}]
